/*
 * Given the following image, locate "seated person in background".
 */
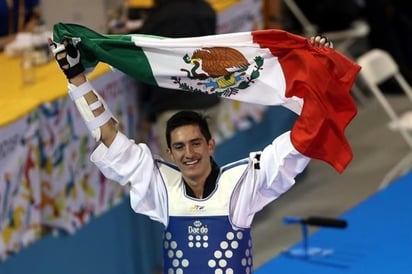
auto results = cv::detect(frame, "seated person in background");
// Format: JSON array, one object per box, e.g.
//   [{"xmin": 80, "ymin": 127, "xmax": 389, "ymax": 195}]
[
  {"xmin": 264, "ymin": 0, "xmax": 284, "ymax": 29},
  {"xmin": 137, "ymin": 0, "xmax": 221, "ymax": 159},
  {"xmin": 0, "ymin": 0, "xmax": 41, "ymax": 51}
]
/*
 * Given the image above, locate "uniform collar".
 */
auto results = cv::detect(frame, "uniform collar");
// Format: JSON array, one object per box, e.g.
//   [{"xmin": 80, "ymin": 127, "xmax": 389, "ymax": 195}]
[{"xmin": 184, "ymin": 158, "xmax": 220, "ymax": 199}]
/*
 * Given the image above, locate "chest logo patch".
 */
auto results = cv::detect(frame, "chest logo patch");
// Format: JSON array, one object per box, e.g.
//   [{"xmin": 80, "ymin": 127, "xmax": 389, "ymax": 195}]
[
  {"xmin": 190, "ymin": 204, "xmax": 205, "ymax": 211},
  {"xmin": 188, "ymin": 220, "xmax": 209, "ymax": 248}
]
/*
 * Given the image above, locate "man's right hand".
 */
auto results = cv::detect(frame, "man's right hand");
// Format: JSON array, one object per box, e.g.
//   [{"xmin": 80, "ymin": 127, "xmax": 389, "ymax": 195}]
[{"xmin": 48, "ymin": 38, "xmax": 85, "ymax": 79}]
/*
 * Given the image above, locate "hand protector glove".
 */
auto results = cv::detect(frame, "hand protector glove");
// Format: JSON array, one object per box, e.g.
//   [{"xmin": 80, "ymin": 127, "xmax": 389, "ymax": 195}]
[{"xmin": 49, "ymin": 39, "xmax": 85, "ymax": 79}]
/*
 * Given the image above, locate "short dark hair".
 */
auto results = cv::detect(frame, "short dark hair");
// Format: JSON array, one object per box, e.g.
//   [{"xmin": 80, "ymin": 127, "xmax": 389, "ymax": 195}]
[{"xmin": 166, "ymin": 110, "xmax": 212, "ymax": 148}]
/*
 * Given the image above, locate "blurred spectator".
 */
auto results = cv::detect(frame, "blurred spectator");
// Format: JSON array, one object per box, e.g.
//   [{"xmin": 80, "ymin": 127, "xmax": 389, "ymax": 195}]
[
  {"xmin": 0, "ymin": 0, "xmax": 41, "ymax": 50},
  {"xmin": 363, "ymin": 0, "xmax": 412, "ymax": 85},
  {"xmin": 108, "ymin": 0, "xmax": 154, "ymax": 34},
  {"xmin": 263, "ymin": 0, "xmax": 283, "ymax": 29},
  {"xmin": 137, "ymin": 0, "xmax": 221, "ymax": 159},
  {"xmin": 126, "ymin": 0, "xmax": 153, "ymax": 22}
]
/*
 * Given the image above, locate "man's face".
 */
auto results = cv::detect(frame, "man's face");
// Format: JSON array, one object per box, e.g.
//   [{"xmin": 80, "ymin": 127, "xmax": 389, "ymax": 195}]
[{"xmin": 167, "ymin": 124, "xmax": 215, "ymax": 182}]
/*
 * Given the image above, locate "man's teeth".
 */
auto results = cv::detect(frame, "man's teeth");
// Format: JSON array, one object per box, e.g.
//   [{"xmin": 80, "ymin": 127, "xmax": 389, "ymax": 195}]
[{"xmin": 185, "ymin": 160, "xmax": 198, "ymax": 165}]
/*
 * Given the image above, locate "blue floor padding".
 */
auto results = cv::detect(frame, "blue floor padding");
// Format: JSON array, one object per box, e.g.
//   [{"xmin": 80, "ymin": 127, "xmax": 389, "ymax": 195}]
[{"xmin": 256, "ymin": 171, "xmax": 412, "ymax": 274}]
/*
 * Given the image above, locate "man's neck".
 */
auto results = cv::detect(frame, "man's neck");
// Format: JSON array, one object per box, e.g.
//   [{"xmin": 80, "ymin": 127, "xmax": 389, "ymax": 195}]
[
  {"xmin": 183, "ymin": 158, "xmax": 220, "ymax": 199},
  {"xmin": 190, "ymin": 184, "xmax": 206, "ymax": 199},
  {"xmin": 183, "ymin": 168, "xmax": 211, "ymax": 199}
]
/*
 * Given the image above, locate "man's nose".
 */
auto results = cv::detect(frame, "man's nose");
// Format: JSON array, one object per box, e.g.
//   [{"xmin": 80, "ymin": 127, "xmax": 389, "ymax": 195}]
[{"xmin": 184, "ymin": 145, "xmax": 195, "ymax": 156}]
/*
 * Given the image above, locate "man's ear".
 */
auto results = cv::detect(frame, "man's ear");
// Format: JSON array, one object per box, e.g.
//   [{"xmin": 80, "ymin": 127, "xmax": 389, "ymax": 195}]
[
  {"xmin": 208, "ymin": 138, "xmax": 216, "ymax": 154},
  {"xmin": 166, "ymin": 148, "xmax": 174, "ymax": 162}
]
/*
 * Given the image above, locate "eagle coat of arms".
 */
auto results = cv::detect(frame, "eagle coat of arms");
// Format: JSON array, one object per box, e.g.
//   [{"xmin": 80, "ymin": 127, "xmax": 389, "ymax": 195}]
[{"xmin": 171, "ymin": 47, "xmax": 264, "ymax": 98}]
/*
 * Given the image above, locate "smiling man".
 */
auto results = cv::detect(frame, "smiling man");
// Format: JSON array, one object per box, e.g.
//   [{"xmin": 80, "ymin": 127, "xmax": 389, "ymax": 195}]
[
  {"xmin": 166, "ymin": 111, "xmax": 216, "ymax": 199},
  {"xmin": 49, "ymin": 34, "xmax": 332, "ymax": 273}
]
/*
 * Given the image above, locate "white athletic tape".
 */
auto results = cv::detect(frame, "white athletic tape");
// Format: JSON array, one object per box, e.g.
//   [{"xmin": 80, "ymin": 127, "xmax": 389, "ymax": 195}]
[
  {"xmin": 88, "ymin": 100, "xmax": 102, "ymax": 111},
  {"xmin": 51, "ymin": 44, "xmax": 65, "ymax": 55},
  {"xmin": 68, "ymin": 81, "xmax": 117, "ymax": 141},
  {"xmin": 68, "ymin": 81, "xmax": 93, "ymax": 100},
  {"xmin": 86, "ymin": 109, "xmax": 113, "ymax": 132}
]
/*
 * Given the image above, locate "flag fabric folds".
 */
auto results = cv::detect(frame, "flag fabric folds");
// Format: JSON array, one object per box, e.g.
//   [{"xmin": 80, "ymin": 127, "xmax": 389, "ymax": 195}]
[{"xmin": 53, "ymin": 23, "xmax": 361, "ymax": 173}]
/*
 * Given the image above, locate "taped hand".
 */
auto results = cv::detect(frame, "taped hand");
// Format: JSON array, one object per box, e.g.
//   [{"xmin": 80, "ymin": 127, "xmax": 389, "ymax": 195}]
[{"xmin": 48, "ymin": 38, "xmax": 85, "ymax": 79}]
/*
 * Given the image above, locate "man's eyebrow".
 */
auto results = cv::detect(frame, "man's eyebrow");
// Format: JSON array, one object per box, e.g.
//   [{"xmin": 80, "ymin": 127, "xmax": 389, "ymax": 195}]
[
  {"xmin": 172, "ymin": 141, "xmax": 183, "ymax": 146},
  {"xmin": 171, "ymin": 137, "xmax": 203, "ymax": 146}
]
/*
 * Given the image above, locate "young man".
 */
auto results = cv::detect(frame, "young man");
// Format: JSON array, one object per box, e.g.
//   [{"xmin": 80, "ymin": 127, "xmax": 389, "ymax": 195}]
[{"xmin": 49, "ymin": 35, "xmax": 332, "ymax": 273}]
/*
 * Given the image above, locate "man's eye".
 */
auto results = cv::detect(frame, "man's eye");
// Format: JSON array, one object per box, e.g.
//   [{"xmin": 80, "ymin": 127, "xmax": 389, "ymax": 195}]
[{"xmin": 173, "ymin": 145, "xmax": 183, "ymax": 150}]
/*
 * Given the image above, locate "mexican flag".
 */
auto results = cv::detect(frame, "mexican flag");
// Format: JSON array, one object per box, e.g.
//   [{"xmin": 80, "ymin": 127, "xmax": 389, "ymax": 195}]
[{"xmin": 53, "ymin": 23, "xmax": 361, "ymax": 173}]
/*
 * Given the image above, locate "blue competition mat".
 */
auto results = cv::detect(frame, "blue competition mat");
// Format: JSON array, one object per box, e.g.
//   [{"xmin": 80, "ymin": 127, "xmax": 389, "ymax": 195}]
[{"xmin": 256, "ymin": 171, "xmax": 412, "ymax": 274}]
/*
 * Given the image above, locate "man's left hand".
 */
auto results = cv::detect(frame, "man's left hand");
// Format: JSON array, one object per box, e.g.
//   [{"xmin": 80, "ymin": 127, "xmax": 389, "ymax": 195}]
[{"xmin": 310, "ymin": 35, "xmax": 333, "ymax": 48}]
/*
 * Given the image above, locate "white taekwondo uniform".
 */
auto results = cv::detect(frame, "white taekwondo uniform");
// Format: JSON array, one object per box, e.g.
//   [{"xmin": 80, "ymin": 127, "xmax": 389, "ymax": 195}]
[{"xmin": 90, "ymin": 130, "xmax": 310, "ymax": 273}]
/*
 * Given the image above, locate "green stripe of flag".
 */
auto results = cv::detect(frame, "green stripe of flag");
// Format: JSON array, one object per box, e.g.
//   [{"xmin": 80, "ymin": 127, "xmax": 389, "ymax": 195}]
[{"xmin": 53, "ymin": 22, "xmax": 159, "ymax": 86}]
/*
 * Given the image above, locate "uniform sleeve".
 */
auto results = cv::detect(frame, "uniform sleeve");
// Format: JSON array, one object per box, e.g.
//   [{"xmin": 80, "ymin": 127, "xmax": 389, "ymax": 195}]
[
  {"xmin": 90, "ymin": 132, "xmax": 168, "ymax": 226},
  {"xmin": 230, "ymin": 131, "xmax": 310, "ymax": 228}
]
